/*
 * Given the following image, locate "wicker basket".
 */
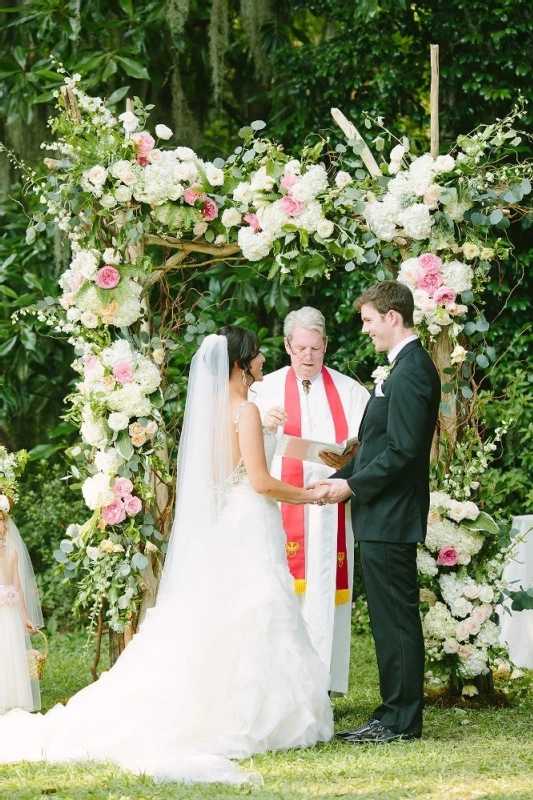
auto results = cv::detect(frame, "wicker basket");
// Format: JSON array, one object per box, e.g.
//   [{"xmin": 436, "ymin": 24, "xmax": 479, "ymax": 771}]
[{"xmin": 27, "ymin": 629, "xmax": 48, "ymax": 680}]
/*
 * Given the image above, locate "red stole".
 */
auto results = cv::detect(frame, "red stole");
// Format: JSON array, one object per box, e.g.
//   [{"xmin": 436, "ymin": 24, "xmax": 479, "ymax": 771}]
[{"xmin": 280, "ymin": 367, "xmax": 350, "ymax": 604}]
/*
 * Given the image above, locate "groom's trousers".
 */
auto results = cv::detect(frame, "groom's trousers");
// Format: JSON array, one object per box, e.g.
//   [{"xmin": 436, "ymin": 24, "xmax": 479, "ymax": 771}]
[{"xmin": 359, "ymin": 541, "xmax": 424, "ymax": 736}]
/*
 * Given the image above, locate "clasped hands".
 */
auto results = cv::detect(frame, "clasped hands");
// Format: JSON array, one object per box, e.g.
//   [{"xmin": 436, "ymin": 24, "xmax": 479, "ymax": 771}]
[{"xmin": 307, "ymin": 478, "xmax": 352, "ymax": 506}]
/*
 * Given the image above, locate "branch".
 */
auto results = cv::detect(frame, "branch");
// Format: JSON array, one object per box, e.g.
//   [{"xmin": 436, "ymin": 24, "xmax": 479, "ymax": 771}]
[
  {"xmin": 430, "ymin": 44, "xmax": 440, "ymax": 158},
  {"xmin": 330, "ymin": 108, "xmax": 381, "ymax": 177},
  {"xmin": 60, "ymin": 86, "xmax": 81, "ymax": 123},
  {"xmin": 145, "ymin": 234, "xmax": 241, "ymax": 257}
]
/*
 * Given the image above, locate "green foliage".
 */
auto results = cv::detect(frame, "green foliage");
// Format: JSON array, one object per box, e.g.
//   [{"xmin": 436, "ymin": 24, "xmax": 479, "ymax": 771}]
[{"xmin": 15, "ymin": 460, "xmax": 88, "ymax": 631}]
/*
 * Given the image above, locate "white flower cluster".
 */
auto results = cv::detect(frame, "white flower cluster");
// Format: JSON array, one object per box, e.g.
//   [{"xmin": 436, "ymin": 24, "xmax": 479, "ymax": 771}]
[{"xmin": 366, "ymin": 152, "xmax": 457, "ymax": 242}]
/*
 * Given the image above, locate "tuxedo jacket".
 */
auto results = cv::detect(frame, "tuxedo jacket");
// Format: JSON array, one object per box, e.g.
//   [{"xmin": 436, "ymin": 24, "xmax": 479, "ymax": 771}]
[{"xmin": 333, "ymin": 339, "xmax": 441, "ymax": 544}]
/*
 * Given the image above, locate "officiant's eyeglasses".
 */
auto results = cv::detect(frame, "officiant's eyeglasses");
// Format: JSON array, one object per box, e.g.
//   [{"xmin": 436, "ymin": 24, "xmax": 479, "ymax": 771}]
[{"xmin": 286, "ymin": 340, "xmax": 326, "ymax": 357}]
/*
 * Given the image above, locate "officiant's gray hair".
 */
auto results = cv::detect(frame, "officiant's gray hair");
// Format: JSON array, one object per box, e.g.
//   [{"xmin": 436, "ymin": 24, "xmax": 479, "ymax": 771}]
[{"xmin": 284, "ymin": 307, "xmax": 326, "ymax": 340}]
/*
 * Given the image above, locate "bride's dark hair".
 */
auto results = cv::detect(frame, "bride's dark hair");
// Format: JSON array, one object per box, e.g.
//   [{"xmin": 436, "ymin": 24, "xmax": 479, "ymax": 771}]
[{"xmin": 217, "ymin": 325, "xmax": 260, "ymax": 385}]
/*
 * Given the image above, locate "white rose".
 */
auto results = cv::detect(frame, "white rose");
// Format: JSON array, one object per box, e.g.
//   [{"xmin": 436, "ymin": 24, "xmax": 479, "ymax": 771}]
[
  {"xmin": 167, "ymin": 184, "xmax": 184, "ymax": 202},
  {"xmin": 462, "ymin": 501, "xmax": 479, "ymax": 520},
  {"xmin": 316, "ymin": 218, "xmax": 335, "ymax": 238},
  {"xmin": 452, "ymin": 597, "xmax": 473, "ymax": 619},
  {"xmin": 66, "ymin": 307, "xmax": 81, "ymax": 321},
  {"xmin": 119, "ymin": 110, "xmax": 139, "ymax": 133},
  {"xmin": 108, "ymin": 412, "xmax": 130, "ymax": 431},
  {"xmin": 152, "ymin": 348, "xmax": 165, "ymax": 365},
  {"xmin": 447, "ymin": 501, "xmax": 468, "ymax": 522},
  {"xmin": 221, "ymin": 208, "xmax": 241, "ymax": 228},
  {"xmin": 335, "ymin": 171, "xmax": 352, "ymax": 189},
  {"xmin": 193, "ymin": 221, "xmax": 208, "ymax": 236},
  {"xmin": 443, "ymin": 638, "xmax": 459, "ymax": 654},
  {"xmin": 205, "ymin": 164, "xmax": 224, "ymax": 187},
  {"xmin": 86, "ymin": 546, "xmax": 100, "ymax": 561},
  {"xmin": 86, "ymin": 165, "xmax": 108, "ymax": 186},
  {"xmin": 456, "ymin": 621, "xmax": 470, "ymax": 641},
  {"xmin": 155, "ymin": 124, "xmax": 173, "ymax": 140},
  {"xmin": 145, "ymin": 420, "xmax": 158, "ymax": 437},
  {"xmin": 423, "ymin": 184, "xmax": 440, "ymax": 209},
  {"xmin": 82, "ymin": 472, "xmax": 115, "ymax": 510},
  {"xmin": 0, "ymin": 495, "xmax": 10, "ymax": 513},
  {"xmin": 433, "ymin": 154, "xmax": 456, "ymax": 173},
  {"xmin": 175, "ymin": 147, "xmax": 196, "ymax": 160},
  {"xmin": 450, "ymin": 345, "xmax": 467, "ymax": 365},
  {"xmin": 103, "ymin": 248, "xmax": 121, "ymax": 265},
  {"xmin": 81, "ymin": 311, "xmax": 99, "ymax": 329},
  {"xmin": 466, "ymin": 617, "xmax": 481, "ymax": 635},
  {"xmin": 233, "ymin": 182, "xmax": 252, "ymax": 205},
  {"xmin": 390, "ymin": 144, "xmax": 405, "ymax": 162},
  {"xmin": 115, "ymin": 185, "xmax": 133, "ymax": 203},
  {"xmin": 477, "ymin": 585, "xmax": 494, "ymax": 603},
  {"xmin": 456, "ymin": 552, "xmax": 471, "ymax": 565},
  {"xmin": 427, "ymin": 323, "xmax": 441, "ymax": 335},
  {"xmin": 463, "ymin": 584, "xmax": 480, "ymax": 600},
  {"xmin": 462, "ymin": 242, "xmax": 480, "ymax": 260},
  {"xmin": 100, "ymin": 194, "xmax": 117, "ymax": 209}
]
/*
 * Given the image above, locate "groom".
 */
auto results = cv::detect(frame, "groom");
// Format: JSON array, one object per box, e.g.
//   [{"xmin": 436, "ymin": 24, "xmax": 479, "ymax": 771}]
[{"xmin": 316, "ymin": 281, "xmax": 440, "ymax": 742}]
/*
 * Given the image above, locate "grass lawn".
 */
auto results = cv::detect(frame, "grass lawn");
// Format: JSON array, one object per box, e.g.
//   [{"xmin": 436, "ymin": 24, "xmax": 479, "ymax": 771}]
[{"xmin": 1, "ymin": 630, "xmax": 532, "ymax": 799}]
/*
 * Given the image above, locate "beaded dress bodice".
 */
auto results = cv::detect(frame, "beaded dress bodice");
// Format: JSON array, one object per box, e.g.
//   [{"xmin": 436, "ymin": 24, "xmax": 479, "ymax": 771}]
[{"xmin": 214, "ymin": 401, "xmax": 276, "ymax": 516}]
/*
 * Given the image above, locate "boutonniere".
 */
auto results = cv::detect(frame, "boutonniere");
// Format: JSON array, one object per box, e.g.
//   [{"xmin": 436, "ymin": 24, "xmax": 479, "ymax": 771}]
[{"xmin": 371, "ymin": 360, "xmax": 396, "ymax": 384}]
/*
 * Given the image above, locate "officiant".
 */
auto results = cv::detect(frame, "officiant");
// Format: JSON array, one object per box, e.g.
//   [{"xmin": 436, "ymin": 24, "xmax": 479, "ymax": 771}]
[{"xmin": 252, "ymin": 307, "xmax": 369, "ymax": 694}]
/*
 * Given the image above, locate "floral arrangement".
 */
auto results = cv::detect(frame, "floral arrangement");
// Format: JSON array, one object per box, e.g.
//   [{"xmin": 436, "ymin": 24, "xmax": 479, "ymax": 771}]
[
  {"xmin": 0, "ymin": 446, "xmax": 28, "ymax": 507},
  {"xmin": 3, "ymin": 65, "xmax": 532, "ymax": 673},
  {"xmin": 419, "ymin": 491, "xmax": 508, "ymax": 686},
  {"xmin": 0, "ymin": 586, "xmax": 20, "ymax": 605}
]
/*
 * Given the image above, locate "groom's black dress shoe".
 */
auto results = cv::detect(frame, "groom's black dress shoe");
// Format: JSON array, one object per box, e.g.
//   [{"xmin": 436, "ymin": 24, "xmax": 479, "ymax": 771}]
[
  {"xmin": 335, "ymin": 718, "xmax": 380, "ymax": 739},
  {"xmin": 341, "ymin": 722, "xmax": 421, "ymax": 744}
]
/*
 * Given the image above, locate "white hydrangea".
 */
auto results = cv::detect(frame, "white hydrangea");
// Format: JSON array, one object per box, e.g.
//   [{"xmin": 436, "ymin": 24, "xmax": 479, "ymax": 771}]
[
  {"xmin": 135, "ymin": 359, "xmax": 161, "ymax": 395},
  {"xmin": 238, "ymin": 227, "xmax": 273, "ymax": 261},
  {"xmin": 398, "ymin": 203, "xmax": 434, "ymax": 239},
  {"xmin": 426, "ymin": 518, "xmax": 484, "ymax": 557},
  {"xmin": 101, "ymin": 339, "xmax": 136, "ymax": 369},
  {"xmin": 250, "ymin": 166, "xmax": 275, "ymax": 193},
  {"xmin": 115, "ymin": 185, "xmax": 133, "ymax": 203},
  {"xmin": 296, "ymin": 200, "xmax": 322, "ymax": 233},
  {"xmin": 417, "ymin": 547, "xmax": 439, "ymax": 577},
  {"xmin": 175, "ymin": 147, "xmax": 196, "ymax": 161},
  {"xmin": 364, "ymin": 194, "xmax": 400, "ymax": 241},
  {"xmin": 256, "ymin": 201, "xmax": 289, "ymax": 236},
  {"xmin": 70, "ymin": 249, "xmax": 99, "ymax": 280},
  {"xmin": 442, "ymin": 198, "xmax": 473, "ymax": 223},
  {"xmin": 284, "ymin": 159, "xmax": 301, "ymax": 175},
  {"xmin": 458, "ymin": 647, "xmax": 489, "ymax": 678},
  {"xmin": 80, "ymin": 411, "xmax": 108, "ymax": 448},
  {"xmin": 476, "ymin": 619, "xmax": 500, "ymax": 648},
  {"xmin": 103, "ymin": 248, "xmax": 121, "ymax": 265},
  {"xmin": 106, "ymin": 384, "xmax": 152, "ymax": 418},
  {"xmin": 82, "ymin": 472, "xmax": 115, "ymax": 510},
  {"xmin": 94, "ymin": 447, "xmax": 122, "ymax": 475},
  {"xmin": 423, "ymin": 602, "xmax": 457, "ymax": 640},
  {"xmin": 290, "ymin": 164, "xmax": 329, "ymax": 203},
  {"xmin": 441, "ymin": 260, "xmax": 473, "ymax": 293}
]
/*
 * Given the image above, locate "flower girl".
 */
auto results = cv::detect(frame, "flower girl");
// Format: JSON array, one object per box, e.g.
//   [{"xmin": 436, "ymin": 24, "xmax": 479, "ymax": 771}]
[{"xmin": 0, "ymin": 507, "xmax": 43, "ymax": 713}]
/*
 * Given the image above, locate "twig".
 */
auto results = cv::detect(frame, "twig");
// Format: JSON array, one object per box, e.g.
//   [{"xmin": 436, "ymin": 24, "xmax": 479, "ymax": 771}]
[{"xmin": 430, "ymin": 44, "xmax": 440, "ymax": 158}]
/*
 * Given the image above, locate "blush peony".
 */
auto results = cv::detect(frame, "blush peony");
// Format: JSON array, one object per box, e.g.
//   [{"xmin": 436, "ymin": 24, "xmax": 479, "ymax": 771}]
[
  {"xmin": 95, "ymin": 266, "xmax": 121, "ymax": 290},
  {"xmin": 101, "ymin": 498, "xmax": 127, "ymax": 526},
  {"xmin": 113, "ymin": 361, "xmax": 135, "ymax": 384}
]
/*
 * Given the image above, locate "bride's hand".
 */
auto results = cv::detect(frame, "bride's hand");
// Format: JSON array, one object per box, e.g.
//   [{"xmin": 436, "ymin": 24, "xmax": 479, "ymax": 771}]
[{"xmin": 309, "ymin": 484, "xmax": 330, "ymax": 504}]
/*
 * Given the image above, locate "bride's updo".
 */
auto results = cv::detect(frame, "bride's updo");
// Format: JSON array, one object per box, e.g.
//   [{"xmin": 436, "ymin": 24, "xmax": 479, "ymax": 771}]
[{"xmin": 217, "ymin": 325, "xmax": 260, "ymax": 385}]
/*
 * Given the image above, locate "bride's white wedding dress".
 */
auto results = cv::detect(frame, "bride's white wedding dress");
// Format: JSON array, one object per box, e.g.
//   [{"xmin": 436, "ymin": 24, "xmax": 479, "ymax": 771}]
[{"xmin": 0, "ymin": 336, "xmax": 333, "ymax": 785}]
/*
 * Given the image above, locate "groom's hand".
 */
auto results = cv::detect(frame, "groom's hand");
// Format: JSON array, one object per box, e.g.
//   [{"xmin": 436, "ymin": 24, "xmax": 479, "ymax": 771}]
[{"xmin": 307, "ymin": 479, "xmax": 352, "ymax": 504}]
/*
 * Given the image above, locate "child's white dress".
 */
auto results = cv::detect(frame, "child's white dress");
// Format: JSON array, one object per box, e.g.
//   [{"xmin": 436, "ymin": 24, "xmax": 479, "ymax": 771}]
[{"xmin": 0, "ymin": 546, "xmax": 40, "ymax": 713}]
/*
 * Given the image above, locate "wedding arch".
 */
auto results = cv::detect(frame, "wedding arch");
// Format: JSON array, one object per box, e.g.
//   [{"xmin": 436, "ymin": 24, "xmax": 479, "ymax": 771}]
[{"xmin": 5, "ymin": 46, "xmax": 533, "ymax": 692}]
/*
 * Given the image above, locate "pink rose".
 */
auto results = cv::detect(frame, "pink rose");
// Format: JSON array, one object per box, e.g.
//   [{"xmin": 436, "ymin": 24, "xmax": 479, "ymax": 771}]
[
  {"xmin": 113, "ymin": 361, "xmax": 135, "ymax": 384},
  {"xmin": 84, "ymin": 355, "xmax": 99, "ymax": 371},
  {"xmin": 418, "ymin": 253, "xmax": 442, "ymax": 274},
  {"xmin": 433, "ymin": 285, "xmax": 457, "ymax": 306},
  {"xmin": 279, "ymin": 195, "xmax": 305, "ymax": 217},
  {"xmin": 417, "ymin": 271, "xmax": 443, "ymax": 296},
  {"xmin": 131, "ymin": 131, "xmax": 155, "ymax": 158},
  {"xmin": 437, "ymin": 546, "xmax": 459, "ymax": 567},
  {"xmin": 201, "ymin": 196, "xmax": 219, "ymax": 221},
  {"xmin": 123, "ymin": 494, "xmax": 142, "ymax": 515},
  {"xmin": 113, "ymin": 477, "xmax": 134, "ymax": 497},
  {"xmin": 70, "ymin": 273, "xmax": 85, "ymax": 292},
  {"xmin": 183, "ymin": 188, "xmax": 202, "ymax": 205},
  {"xmin": 95, "ymin": 266, "xmax": 121, "ymax": 290},
  {"xmin": 243, "ymin": 212, "xmax": 261, "ymax": 232},
  {"xmin": 280, "ymin": 173, "xmax": 298, "ymax": 191},
  {"xmin": 101, "ymin": 498, "xmax": 127, "ymax": 525}
]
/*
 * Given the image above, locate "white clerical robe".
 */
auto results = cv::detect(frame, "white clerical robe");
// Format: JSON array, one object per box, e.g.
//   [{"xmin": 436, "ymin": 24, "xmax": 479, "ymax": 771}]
[{"xmin": 253, "ymin": 366, "xmax": 369, "ymax": 694}]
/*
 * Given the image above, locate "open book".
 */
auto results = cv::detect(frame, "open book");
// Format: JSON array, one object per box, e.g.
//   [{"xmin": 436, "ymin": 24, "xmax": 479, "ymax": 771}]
[{"xmin": 276, "ymin": 434, "xmax": 358, "ymax": 465}]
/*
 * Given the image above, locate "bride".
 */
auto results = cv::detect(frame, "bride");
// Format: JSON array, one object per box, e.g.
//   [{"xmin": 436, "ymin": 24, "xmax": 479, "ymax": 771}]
[{"xmin": 0, "ymin": 327, "xmax": 333, "ymax": 785}]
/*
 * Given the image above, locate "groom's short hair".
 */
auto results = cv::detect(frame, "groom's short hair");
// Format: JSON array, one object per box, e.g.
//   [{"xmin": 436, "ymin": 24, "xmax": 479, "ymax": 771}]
[{"xmin": 354, "ymin": 281, "xmax": 414, "ymax": 328}]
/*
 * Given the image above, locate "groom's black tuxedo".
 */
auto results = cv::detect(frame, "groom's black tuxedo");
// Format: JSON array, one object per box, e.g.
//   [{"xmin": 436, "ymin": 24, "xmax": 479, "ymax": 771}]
[{"xmin": 334, "ymin": 338, "xmax": 440, "ymax": 736}]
